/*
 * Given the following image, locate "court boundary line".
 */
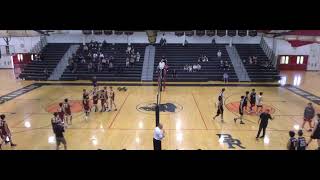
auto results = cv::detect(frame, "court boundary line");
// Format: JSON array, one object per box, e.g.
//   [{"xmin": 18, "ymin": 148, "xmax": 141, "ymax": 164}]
[
  {"xmin": 191, "ymin": 93, "xmax": 208, "ymax": 129},
  {"xmin": 108, "ymin": 92, "xmax": 131, "ymax": 128}
]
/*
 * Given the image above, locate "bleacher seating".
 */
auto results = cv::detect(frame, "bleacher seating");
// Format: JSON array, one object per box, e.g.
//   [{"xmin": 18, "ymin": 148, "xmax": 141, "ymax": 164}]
[
  {"xmin": 60, "ymin": 43, "xmax": 146, "ymax": 81},
  {"xmin": 20, "ymin": 43, "xmax": 70, "ymax": 80},
  {"xmin": 153, "ymin": 44, "xmax": 238, "ymax": 82},
  {"xmin": 235, "ymin": 44, "xmax": 280, "ymax": 82}
]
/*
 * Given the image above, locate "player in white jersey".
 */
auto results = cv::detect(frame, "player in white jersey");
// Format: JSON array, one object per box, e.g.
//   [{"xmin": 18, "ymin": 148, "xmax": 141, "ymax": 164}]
[{"xmin": 256, "ymin": 92, "xmax": 263, "ymax": 114}]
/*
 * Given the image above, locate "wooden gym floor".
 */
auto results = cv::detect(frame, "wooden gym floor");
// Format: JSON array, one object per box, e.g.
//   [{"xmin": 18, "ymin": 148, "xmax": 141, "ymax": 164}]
[{"xmin": 0, "ymin": 69, "xmax": 319, "ymax": 150}]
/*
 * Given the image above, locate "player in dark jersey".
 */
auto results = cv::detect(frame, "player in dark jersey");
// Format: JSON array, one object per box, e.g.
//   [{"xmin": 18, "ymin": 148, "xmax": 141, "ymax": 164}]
[
  {"xmin": 83, "ymin": 98, "xmax": 90, "ymax": 120},
  {"xmin": 109, "ymin": 87, "xmax": 117, "ymax": 111},
  {"xmin": 307, "ymin": 114, "xmax": 320, "ymax": 150},
  {"xmin": 213, "ymin": 96, "xmax": 224, "ymax": 122},
  {"xmin": 249, "ymin": 89, "xmax": 256, "ymax": 113},
  {"xmin": 83, "ymin": 89, "xmax": 89, "ymax": 101},
  {"xmin": 92, "ymin": 87, "xmax": 99, "ymax": 112},
  {"xmin": 99, "ymin": 89, "xmax": 106, "ymax": 112},
  {"xmin": 57, "ymin": 103, "xmax": 65, "ymax": 123},
  {"xmin": 103, "ymin": 86, "xmax": 109, "ymax": 111},
  {"xmin": 296, "ymin": 129, "xmax": 307, "ymax": 150},
  {"xmin": 63, "ymin": 99, "xmax": 72, "ymax": 125},
  {"xmin": 0, "ymin": 114, "xmax": 17, "ymax": 149},
  {"xmin": 287, "ymin": 130, "xmax": 297, "ymax": 150},
  {"xmin": 244, "ymin": 91, "xmax": 249, "ymax": 112},
  {"xmin": 234, "ymin": 96, "xmax": 245, "ymax": 124}
]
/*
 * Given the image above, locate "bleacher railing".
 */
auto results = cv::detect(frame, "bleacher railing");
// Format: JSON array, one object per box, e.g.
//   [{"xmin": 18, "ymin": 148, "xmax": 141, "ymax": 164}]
[
  {"xmin": 30, "ymin": 35, "xmax": 47, "ymax": 54},
  {"xmin": 260, "ymin": 37, "xmax": 277, "ymax": 68},
  {"xmin": 228, "ymin": 46, "xmax": 250, "ymax": 81},
  {"xmin": 48, "ymin": 45, "xmax": 79, "ymax": 80}
]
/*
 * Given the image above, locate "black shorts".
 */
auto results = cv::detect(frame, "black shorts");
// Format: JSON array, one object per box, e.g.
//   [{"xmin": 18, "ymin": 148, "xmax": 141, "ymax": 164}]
[
  {"xmin": 56, "ymin": 137, "xmax": 67, "ymax": 146},
  {"xmin": 216, "ymin": 108, "xmax": 224, "ymax": 115},
  {"xmin": 239, "ymin": 108, "xmax": 244, "ymax": 115},
  {"xmin": 257, "ymin": 105, "xmax": 263, "ymax": 108},
  {"xmin": 250, "ymin": 101, "xmax": 255, "ymax": 106}
]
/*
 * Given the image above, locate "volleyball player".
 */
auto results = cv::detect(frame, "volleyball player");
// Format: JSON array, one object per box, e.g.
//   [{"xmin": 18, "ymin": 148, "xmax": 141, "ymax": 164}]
[
  {"xmin": 213, "ymin": 96, "xmax": 224, "ymax": 122},
  {"xmin": 92, "ymin": 87, "xmax": 99, "ymax": 112},
  {"xmin": 63, "ymin": 99, "xmax": 72, "ymax": 125},
  {"xmin": 57, "ymin": 103, "xmax": 65, "ymax": 124},
  {"xmin": 83, "ymin": 98, "xmax": 90, "ymax": 120},
  {"xmin": 109, "ymin": 87, "xmax": 117, "ymax": 111},
  {"xmin": 218, "ymin": 88, "xmax": 226, "ymax": 100},
  {"xmin": 234, "ymin": 96, "xmax": 245, "ymax": 124},
  {"xmin": 249, "ymin": 89, "xmax": 256, "ymax": 113},
  {"xmin": 244, "ymin": 91, "xmax": 249, "ymax": 112},
  {"xmin": 103, "ymin": 86, "xmax": 109, "ymax": 111},
  {"xmin": 99, "ymin": 88, "xmax": 106, "ymax": 112},
  {"xmin": 0, "ymin": 114, "xmax": 17, "ymax": 149},
  {"xmin": 256, "ymin": 92, "xmax": 264, "ymax": 114}
]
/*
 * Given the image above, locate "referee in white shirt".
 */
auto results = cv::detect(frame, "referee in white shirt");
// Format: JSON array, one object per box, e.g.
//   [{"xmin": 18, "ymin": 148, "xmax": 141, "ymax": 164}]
[{"xmin": 153, "ymin": 123, "xmax": 165, "ymax": 150}]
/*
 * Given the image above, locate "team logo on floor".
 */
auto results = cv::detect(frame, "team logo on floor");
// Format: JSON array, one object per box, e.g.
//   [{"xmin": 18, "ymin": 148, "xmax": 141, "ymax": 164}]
[
  {"xmin": 136, "ymin": 102, "xmax": 183, "ymax": 114},
  {"xmin": 217, "ymin": 134, "xmax": 246, "ymax": 149},
  {"xmin": 225, "ymin": 102, "xmax": 275, "ymax": 116},
  {"xmin": 46, "ymin": 100, "xmax": 90, "ymax": 113}
]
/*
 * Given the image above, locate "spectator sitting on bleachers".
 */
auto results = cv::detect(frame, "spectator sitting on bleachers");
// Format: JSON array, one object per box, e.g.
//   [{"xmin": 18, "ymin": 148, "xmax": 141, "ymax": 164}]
[
  {"xmin": 44, "ymin": 68, "xmax": 49, "ymax": 79},
  {"xmin": 136, "ymin": 52, "xmax": 140, "ymax": 62},
  {"xmin": 224, "ymin": 60, "xmax": 230, "ymax": 70},
  {"xmin": 223, "ymin": 72, "xmax": 229, "ymax": 83},
  {"xmin": 88, "ymin": 62, "xmax": 93, "ymax": 73},
  {"xmin": 195, "ymin": 63, "xmax": 201, "ymax": 71},
  {"xmin": 184, "ymin": 65, "xmax": 188, "ymax": 71},
  {"xmin": 99, "ymin": 53, "xmax": 104, "ymax": 59},
  {"xmin": 84, "ymin": 44, "xmax": 88, "ymax": 52},
  {"xmin": 243, "ymin": 59, "xmax": 246, "ymax": 64},
  {"xmin": 188, "ymin": 65, "xmax": 192, "ymax": 72},
  {"xmin": 217, "ymin": 50, "xmax": 222, "ymax": 59},
  {"xmin": 198, "ymin": 55, "xmax": 202, "ymax": 62},
  {"xmin": 126, "ymin": 45, "xmax": 132, "ymax": 54},
  {"xmin": 129, "ymin": 56, "xmax": 135, "ymax": 68},
  {"xmin": 126, "ymin": 57, "xmax": 130, "ymax": 68},
  {"xmin": 97, "ymin": 62, "xmax": 103, "ymax": 72},
  {"xmin": 220, "ymin": 59, "xmax": 224, "ymax": 68},
  {"xmin": 108, "ymin": 62, "xmax": 114, "ymax": 72},
  {"xmin": 102, "ymin": 57, "xmax": 107, "ymax": 67},
  {"xmin": 193, "ymin": 64, "xmax": 198, "ymax": 71},
  {"xmin": 203, "ymin": 55, "xmax": 208, "ymax": 62},
  {"xmin": 72, "ymin": 62, "xmax": 77, "ymax": 73}
]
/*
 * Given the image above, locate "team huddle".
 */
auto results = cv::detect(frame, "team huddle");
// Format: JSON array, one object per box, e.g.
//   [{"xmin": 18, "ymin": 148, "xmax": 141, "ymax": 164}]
[{"xmin": 82, "ymin": 86, "xmax": 117, "ymax": 119}]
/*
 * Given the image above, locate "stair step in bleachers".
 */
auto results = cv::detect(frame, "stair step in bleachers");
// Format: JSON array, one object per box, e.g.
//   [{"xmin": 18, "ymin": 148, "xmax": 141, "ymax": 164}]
[
  {"xmin": 235, "ymin": 44, "xmax": 280, "ymax": 82},
  {"xmin": 20, "ymin": 43, "xmax": 71, "ymax": 81}
]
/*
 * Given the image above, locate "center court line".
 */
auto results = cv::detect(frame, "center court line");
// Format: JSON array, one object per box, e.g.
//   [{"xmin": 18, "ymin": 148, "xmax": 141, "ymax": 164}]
[
  {"xmin": 191, "ymin": 93, "xmax": 208, "ymax": 130},
  {"xmin": 108, "ymin": 92, "xmax": 131, "ymax": 128}
]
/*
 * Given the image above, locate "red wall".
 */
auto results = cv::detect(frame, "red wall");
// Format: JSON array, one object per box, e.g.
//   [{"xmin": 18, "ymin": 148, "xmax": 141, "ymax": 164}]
[{"xmin": 278, "ymin": 55, "xmax": 308, "ymax": 71}]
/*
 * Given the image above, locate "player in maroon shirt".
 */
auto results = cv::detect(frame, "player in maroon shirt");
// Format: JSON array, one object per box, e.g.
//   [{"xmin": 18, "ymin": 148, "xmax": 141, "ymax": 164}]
[
  {"xmin": 63, "ymin": 99, "xmax": 72, "ymax": 125},
  {"xmin": 0, "ymin": 114, "xmax": 17, "ymax": 149}
]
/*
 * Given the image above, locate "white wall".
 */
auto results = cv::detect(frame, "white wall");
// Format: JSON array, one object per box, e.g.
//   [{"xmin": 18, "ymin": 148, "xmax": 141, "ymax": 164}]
[
  {"xmin": 0, "ymin": 36, "xmax": 41, "ymax": 53},
  {"xmin": 0, "ymin": 56, "xmax": 14, "ymax": 69},
  {"xmin": 157, "ymin": 31, "xmax": 261, "ymax": 44},
  {"xmin": 263, "ymin": 37, "xmax": 320, "ymax": 71},
  {"xmin": 46, "ymin": 30, "xmax": 262, "ymax": 44},
  {"xmin": 46, "ymin": 31, "xmax": 149, "ymax": 44}
]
